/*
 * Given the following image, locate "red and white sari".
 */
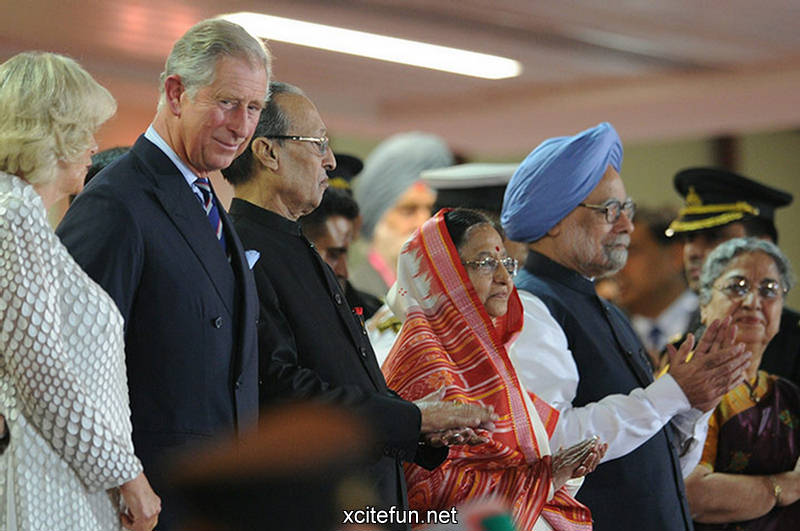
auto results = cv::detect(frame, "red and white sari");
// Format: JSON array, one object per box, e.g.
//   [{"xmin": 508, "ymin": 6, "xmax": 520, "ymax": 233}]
[{"xmin": 383, "ymin": 210, "xmax": 592, "ymax": 531}]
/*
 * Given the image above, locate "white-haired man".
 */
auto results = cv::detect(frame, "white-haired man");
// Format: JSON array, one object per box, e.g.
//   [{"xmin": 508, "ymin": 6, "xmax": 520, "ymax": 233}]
[
  {"xmin": 58, "ymin": 19, "xmax": 269, "ymax": 529},
  {"xmin": 502, "ymin": 122, "xmax": 752, "ymax": 531}
]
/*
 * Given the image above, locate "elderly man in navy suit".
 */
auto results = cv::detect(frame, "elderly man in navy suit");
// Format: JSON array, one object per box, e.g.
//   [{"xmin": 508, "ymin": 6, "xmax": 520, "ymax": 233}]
[{"xmin": 57, "ymin": 19, "xmax": 268, "ymax": 529}]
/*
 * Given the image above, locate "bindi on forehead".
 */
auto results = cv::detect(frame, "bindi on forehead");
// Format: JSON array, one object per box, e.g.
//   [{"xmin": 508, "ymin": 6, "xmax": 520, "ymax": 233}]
[{"xmin": 495, "ymin": 246, "xmax": 501, "ymax": 252}]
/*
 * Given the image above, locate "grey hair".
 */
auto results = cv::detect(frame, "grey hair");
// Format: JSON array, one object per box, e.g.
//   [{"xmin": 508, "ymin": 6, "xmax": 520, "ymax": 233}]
[
  {"xmin": 157, "ymin": 18, "xmax": 271, "ymax": 109},
  {"xmin": 256, "ymin": 81, "xmax": 306, "ymax": 142},
  {"xmin": 221, "ymin": 81, "xmax": 306, "ymax": 185},
  {"xmin": 698, "ymin": 237, "xmax": 795, "ymax": 305}
]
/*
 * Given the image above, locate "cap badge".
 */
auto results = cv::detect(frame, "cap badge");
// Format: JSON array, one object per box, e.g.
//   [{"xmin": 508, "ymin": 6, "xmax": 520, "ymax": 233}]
[{"xmin": 686, "ymin": 186, "xmax": 703, "ymax": 206}]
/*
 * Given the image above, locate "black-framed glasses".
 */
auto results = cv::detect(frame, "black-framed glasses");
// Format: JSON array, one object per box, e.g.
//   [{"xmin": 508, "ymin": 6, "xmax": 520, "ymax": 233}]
[
  {"xmin": 462, "ymin": 256, "xmax": 519, "ymax": 277},
  {"xmin": 266, "ymin": 135, "xmax": 329, "ymax": 156},
  {"xmin": 579, "ymin": 198, "xmax": 636, "ymax": 224},
  {"xmin": 714, "ymin": 275, "xmax": 786, "ymax": 301}
]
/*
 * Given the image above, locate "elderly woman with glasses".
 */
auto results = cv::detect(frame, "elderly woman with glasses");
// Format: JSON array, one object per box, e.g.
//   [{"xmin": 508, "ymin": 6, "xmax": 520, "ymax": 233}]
[
  {"xmin": 383, "ymin": 208, "xmax": 606, "ymax": 530},
  {"xmin": 685, "ymin": 237, "xmax": 800, "ymax": 530}
]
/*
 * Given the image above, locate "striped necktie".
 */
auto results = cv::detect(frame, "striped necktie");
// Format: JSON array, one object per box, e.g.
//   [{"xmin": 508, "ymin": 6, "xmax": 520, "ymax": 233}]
[{"xmin": 194, "ymin": 177, "xmax": 226, "ymax": 252}]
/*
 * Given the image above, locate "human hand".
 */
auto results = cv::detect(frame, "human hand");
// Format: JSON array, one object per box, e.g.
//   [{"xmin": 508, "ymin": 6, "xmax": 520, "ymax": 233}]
[
  {"xmin": 415, "ymin": 387, "xmax": 498, "ymax": 434},
  {"xmin": 424, "ymin": 427, "xmax": 489, "ymax": 447},
  {"xmin": 120, "ymin": 472, "xmax": 161, "ymax": 531},
  {"xmin": 551, "ymin": 436, "xmax": 607, "ymax": 491},
  {"xmin": 767, "ymin": 457, "xmax": 800, "ymax": 508},
  {"xmin": 668, "ymin": 317, "xmax": 751, "ymax": 412}
]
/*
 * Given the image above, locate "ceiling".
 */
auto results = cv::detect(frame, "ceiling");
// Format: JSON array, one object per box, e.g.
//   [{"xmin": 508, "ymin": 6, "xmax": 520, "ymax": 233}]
[{"xmin": 2, "ymin": 0, "xmax": 800, "ymax": 157}]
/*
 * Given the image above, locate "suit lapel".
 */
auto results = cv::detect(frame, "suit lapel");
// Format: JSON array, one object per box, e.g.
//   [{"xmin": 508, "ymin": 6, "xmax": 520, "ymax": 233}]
[
  {"xmin": 132, "ymin": 137, "xmax": 236, "ymax": 315},
  {"xmin": 223, "ymin": 202, "xmax": 258, "ymax": 380}
]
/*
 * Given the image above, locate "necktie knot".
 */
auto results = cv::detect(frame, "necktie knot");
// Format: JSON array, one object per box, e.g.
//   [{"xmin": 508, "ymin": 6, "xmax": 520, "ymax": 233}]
[
  {"xmin": 194, "ymin": 177, "xmax": 226, "ymax": 251},
  {"xmin": 195, "ymin": 177, "xmax": 212, "ymax": 203}
]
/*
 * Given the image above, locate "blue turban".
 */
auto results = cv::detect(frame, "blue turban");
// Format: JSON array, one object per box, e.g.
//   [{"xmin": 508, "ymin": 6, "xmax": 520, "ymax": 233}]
[{"xmin": 501, "ymin": 122, "xmax": 623, "ymax": 242}]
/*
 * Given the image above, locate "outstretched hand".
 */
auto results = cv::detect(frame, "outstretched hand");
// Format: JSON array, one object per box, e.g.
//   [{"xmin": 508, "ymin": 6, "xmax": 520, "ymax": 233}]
[
  {"xmin": 415, "ymin": 387, "xmax": 498, "ymax": 437},
  {"xmin": 667, "ymin": 317, "xmax": 751, "ymax": 412},
  {"xmin": 551, "ymin": 437, "xmax": 607, "ymax": 491},
  {"xmin": 424, "ymin": 427, "xmax": 489, "ymax": 447}
]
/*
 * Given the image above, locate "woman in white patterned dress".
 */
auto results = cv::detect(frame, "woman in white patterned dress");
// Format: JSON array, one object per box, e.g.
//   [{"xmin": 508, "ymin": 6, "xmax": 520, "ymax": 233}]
[{"xmin": 0, "ymin": 52, "xmax": 160, "ymax": 530}]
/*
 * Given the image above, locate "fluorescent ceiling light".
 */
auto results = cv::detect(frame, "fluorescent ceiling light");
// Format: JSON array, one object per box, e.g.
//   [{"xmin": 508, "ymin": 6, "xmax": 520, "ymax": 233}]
[{"xmin": 220, "ymin": 12, "xmax": 522, "ymax": 80}]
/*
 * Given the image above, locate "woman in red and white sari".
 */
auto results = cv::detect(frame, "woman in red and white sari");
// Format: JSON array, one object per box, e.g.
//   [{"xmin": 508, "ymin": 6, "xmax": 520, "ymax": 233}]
[{"xmin": 383, "ymin": 208, "xmax": 604, "ymax": 531}]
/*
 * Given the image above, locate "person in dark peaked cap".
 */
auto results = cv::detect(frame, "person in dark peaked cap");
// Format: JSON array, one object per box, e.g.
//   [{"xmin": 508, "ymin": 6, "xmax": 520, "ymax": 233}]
[
  {"xmin": 666, "ymin": 167, "xmax": 792, "ymax": 247},
  {"xmin": 325, "ymin": 152, "xmax": 363, "ymax": 193},
  {"xmin": 667, "ymin": 167, "xmax": 800, "ymax": 387}
]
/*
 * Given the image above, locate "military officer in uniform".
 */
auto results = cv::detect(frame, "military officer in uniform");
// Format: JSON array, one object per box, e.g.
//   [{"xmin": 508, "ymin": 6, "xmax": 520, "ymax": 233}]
[{"xmin": 666, "ymin": 167, "xmax": 799, "ymax": 386}]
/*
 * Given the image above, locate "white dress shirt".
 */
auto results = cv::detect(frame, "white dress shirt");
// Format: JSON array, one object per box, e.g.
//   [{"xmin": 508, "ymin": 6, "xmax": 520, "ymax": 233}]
[
  {"xmin": 631, "ymin": 289, "xmax": 698, "ymax": 353},
  {"xmin": 144, "ymin": 125, "xmax": 207, "ymax": 200},
  {"xmin": 508, "ymin": 290, "xmax": 711, "ymax": 477}
]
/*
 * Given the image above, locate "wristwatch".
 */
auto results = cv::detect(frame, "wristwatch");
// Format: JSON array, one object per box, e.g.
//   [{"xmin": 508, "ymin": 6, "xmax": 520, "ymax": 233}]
[{"xmin": 768, "ymin": 475, "xmax": 782, "ymax": 506}]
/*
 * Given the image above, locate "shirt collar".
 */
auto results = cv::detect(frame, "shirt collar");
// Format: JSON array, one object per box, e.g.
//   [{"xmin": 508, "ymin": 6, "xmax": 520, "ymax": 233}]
[
  {"xmin": 144, "ymin": 125, "xmax": 202, "ymax": 188},
  {"xmin": 631, "ymin": 289, "xmax": 698, "ymax": 342}
]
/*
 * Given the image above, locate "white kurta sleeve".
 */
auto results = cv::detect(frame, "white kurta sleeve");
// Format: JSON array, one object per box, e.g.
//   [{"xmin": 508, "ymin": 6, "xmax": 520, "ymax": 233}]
[
  {"xmin": 671, "ymin": 407, "xmax": 713, "ymax": 476},
  {"xmin": 0, "ymin": 195, "xmax": 141, "ymax": 492},
  {"xmin": 509, "ymin": 291, "xmax": 704, "ymax": 463}
]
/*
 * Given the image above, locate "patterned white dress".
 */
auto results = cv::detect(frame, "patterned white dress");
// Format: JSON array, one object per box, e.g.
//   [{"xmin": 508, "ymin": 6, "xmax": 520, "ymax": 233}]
[{"xmin": 0, "ymin": 172, "xmax": 142, "ymax": 530}]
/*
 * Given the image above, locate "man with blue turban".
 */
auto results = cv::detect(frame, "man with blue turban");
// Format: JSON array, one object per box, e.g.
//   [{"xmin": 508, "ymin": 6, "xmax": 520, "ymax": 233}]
[{"xmin": 503, "ymin": 123, "xmax": 752, "ymax": 531}]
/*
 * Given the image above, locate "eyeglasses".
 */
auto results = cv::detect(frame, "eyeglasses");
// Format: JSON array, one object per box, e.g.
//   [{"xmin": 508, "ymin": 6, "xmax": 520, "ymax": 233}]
[
  {"xmin": 266, "ymin": 135, "xmax": 329, "ymax": 156},
  {"xmin": 579, "ymin": 198, "xmax": 636, "ymax": 224},
  {"xmin": 714, "ymin": 275, "xmax": 786, "ymax": 301},
  {"xmin": 462, "ymin": 256, "xmax": 519, "ymax": 277}
]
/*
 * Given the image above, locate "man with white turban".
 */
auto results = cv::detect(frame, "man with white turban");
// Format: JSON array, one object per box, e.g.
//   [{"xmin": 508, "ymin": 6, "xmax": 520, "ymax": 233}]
[
  {"xmin": 350, "ymin": 132, "xmax": 453, "ymax": 299},
  {"xmin": 503, "ymin": 123, "xmax": 752, "ymax": 531}
]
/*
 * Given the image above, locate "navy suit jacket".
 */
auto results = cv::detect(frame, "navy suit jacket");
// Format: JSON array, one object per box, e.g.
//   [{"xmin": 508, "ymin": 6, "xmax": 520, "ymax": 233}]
[{"xmin": 57, "ymin": 136, "xmax": 259, "ymax": 521}]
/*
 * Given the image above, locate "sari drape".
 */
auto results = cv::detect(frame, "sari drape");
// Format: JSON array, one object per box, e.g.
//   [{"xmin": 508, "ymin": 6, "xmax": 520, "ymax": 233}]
[
  {"xmin": 696, "ymin": 372, "xmax": 800, "ymax": 530},
  {"xmin": 382, "ymin": 210, "xmax": 591, "ymax": 531}
]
